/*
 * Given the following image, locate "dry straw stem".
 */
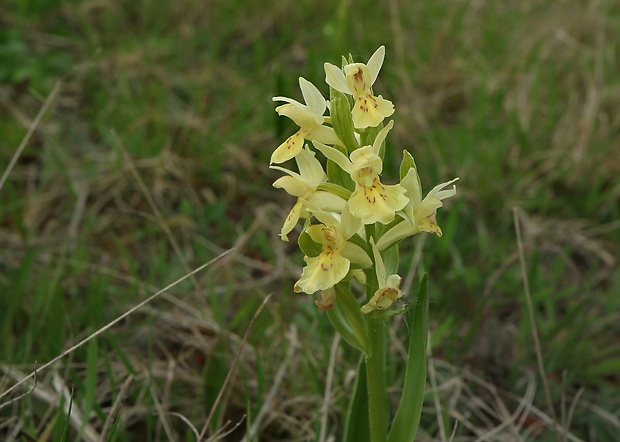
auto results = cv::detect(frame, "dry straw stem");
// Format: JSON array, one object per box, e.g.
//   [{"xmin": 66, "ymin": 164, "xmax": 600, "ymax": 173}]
[
  {"xmin": 428, "ymin": 340, "xmax": 447, "ymax": 442},
  {"xmin": 430, "ymin": 360, "xmax": 587, "ymax": 442},
  {"xmin": 197, "ymin": 292, "xmax": 274, "ymax": 441},
  {"xmin": 98, "ymin": 374, "xmax": 134, "ymax": 442},
  {"xmin": 319, "ymin": 334, "xmax": 340, "ymax": 442},
  {"xmin": 0, "ymin": 249, "xmax": 233, "ymax": 409},
  {"xmin": 513, "ymin": 207, "xmax": 561, "ymax": 441},
  {"xmin": 112, "ymin": 130, "xmax": 200, "ymax": 290},
  {"xmin": 0, "ymin": 81, "xmax": 61, "ymax": 192},
  {"xmin": 1, "ymin": 368, "xmax": 100, "ymax": 442},
  {"xmin": 242, "ymin": 325, "xmax": 298, "ymax": 441}
]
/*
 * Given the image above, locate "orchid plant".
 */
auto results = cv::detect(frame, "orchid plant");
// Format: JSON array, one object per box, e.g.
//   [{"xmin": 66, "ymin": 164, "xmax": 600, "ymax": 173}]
[{"xmin": 270, "ymin": 46, "xmax": 458, "ymax": 442}]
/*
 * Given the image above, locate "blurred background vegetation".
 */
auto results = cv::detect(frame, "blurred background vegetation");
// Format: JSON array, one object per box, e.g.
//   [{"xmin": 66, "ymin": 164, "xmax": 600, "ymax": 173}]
[{"xmin": 1, "ymin": 0, "xmax": 619, "ymax": 440}]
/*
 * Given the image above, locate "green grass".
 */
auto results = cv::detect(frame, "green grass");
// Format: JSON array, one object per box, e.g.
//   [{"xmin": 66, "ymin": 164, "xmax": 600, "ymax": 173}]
[{"xmin": 1, "ymin": 0, "xmax": 619, "ymax": 440}]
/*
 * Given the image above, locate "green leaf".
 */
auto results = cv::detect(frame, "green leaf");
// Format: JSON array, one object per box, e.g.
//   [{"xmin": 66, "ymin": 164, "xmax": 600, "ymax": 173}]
[
  {"xmin": 399, "ymin": 149, "xmax": 417, "ymax": 181},
  {"xmin": 326, "ymin": 145, "xmax": 355, "ymax": 192},
  {"xmin": 344, "ymin": 357, "xmax": 371, "ymax": 442},
  {"xmin": 387, "ymin": 274, "xmax": 429, "ymax": 442},
  {"xmin": 327, "ymin": 282, "xmax": 370, "ymax": 355},
  {"xmin": 360, "ymin": 124, "xmax": 382, "ymax": 150},
  {"xmin": 329, "ymin": 87, "xmax": 359, "ymax": 153},
  {"xmin": 298, "ymin": 230, "xmax": 321, "ymax": 257}
]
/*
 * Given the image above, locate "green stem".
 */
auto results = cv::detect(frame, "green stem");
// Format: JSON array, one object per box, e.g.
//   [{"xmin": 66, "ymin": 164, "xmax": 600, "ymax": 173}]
[
  {"xmin": 364, "ymin": 245, "xmax": 388, "ymax": 442},
  {"xmin": 366, "ymin": 317, "xmax": 388, "ymax": 442}
]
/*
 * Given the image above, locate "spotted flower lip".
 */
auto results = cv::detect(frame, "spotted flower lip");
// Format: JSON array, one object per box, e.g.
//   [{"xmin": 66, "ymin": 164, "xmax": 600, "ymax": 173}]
[
  {"xmin": 293, "ymin": 211, "xmax": 371, "ymax": 295},
  {"xmin": 313, "ymin": 121, "xmax": 408, "ymax": 225},
  {"xmin": 271, "ymin": 77, "xmax": 340, "ymax": 164},
  {"xmin": 324, "ymin": 46, "xmax": 394, "ymax": 129}
]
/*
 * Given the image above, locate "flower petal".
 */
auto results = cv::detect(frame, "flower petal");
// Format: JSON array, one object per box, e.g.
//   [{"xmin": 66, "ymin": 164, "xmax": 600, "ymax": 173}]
[
  {"xmin": 295, "ymin": 146, "xmax": 326, "ymax": 188},
  {"xmin": 371, "ymin": 120, "xmax": 394, "ymax": 155},
  {"xmin": 341, "ymin": 242, "xmax": 372, "ymax": 268},
  {"xmin": 366, "ymin": 46, "xmax": 385, "ymax": 85},
  {"xmin": 299, "ymin": 77, "xmax": 326, "ymax": 116},
  {"xmin": 306, "ymin": 191, "xmax": 347, "ymax": 213},
  {"xmin": 324, "ymin": 62, "xmax": 350, "ymax": 94},
  {"xmin": 280, "ymin": 199, "xmax": 304, "ymax": 241},
  {"xmin": 270, "ymin": 130, "xmax": 305, "ymax": 164},
  {"xmin": 340, "ymin": 203, "xmax": 363, "ymax": 239},
  {"xmin": 306, "ymin": 125, "xmax": 341, "ymax": 146},
  {"xmin": 350, "ymin": 146, "xmax": 384, "ymax": 183},
  {"xmin": 272, "ymin": 175, "xmax": 310, "ymax": 197},
  {"xmin": 375, "ymin": 219, "xmax": 419, "ymax": 251},
  {"xmin": 401, "ymin": 168, "xmax": 423, "ymax": 207},
  {"xmin": 312, "ymin": 141, "xmax": 352, "ymax": 174},
  {"xmin": 361, "ymin": 283, "xmax": 402, "ymax": 314},
  {"xmin": 272, "ymin": 96, "xmax": 305, "ymax": 107},
  {"xmin": 370, "ymin": 238, "xmax": 387, "ymax": 288},
  {"xmin": 275, "ymin": 103, "xmax": 322, "ymax": 128},
  {"xmin": 294, "ymin": 252, "xmax": 350, "ymax": 294}
]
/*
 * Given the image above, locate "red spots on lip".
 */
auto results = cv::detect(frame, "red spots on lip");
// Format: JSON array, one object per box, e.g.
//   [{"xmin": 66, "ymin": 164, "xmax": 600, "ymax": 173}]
[
  {"xmin": 352, "ymin": 68, "xmax": 367, "ymax": 93},
  {"xmin": 285, "ymin": 132, "xmax": 301, "ymax": 150},
  {"xmin": 356, "ymin": 95, "xmax": 379, "ymax": 114},
  {"xmin": 320, "ymin": 252, "xmax": 335, "ymax": 271},
  {"xmin": 361, "ymin": 178, "xmax": 388, "ymax": 204}
]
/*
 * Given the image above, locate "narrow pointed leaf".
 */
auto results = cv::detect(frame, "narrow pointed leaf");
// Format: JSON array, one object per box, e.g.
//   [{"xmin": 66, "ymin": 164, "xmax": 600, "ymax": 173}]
[
  {"xmin": 387, "ymin": 274, "xmax": 429, "ymax": 442},
  {"xmin": 399, "ymin": 149, "xmax": 417, "ymax": 181},
  {"xmin": 343, "ymin": 357, "xmax": 371, "ymax": 442}
]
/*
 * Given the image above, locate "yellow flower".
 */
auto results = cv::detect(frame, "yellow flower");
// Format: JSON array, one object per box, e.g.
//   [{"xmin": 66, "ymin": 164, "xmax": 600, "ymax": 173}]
[
  {"xmin": 313, "ymin": 121, "xmax": 408, "ymax": 225},
  {"xmin": 376, "ymin": 168, "xmax": 458, "ymax": 250},
  {"xmin": 294, "ymin": 209, "xmax": 370, "ymax": 295},
  {"xmin": 271, "ymin": 77, "xmax": 340, "ymax": 164},
  {"xmin": 271, "ymin": 146, "xmax": 347, "ymax": 241},
  {"xmin": 324, "ymin": 46, "xmax": 394, "ymax": 129},
  {"xmin": 361, "ymin": 239, "xmax": 404, "ymax": 314}
]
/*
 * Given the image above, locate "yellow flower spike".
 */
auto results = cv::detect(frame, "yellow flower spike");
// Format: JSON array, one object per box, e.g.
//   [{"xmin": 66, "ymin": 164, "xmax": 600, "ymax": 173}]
[
  {"xmin": 271, "ymin": 146, "xmax": 347, "ymax": 240},
  {"xmin": 361, "ymin": 238, "xmax": 404, "ymax": 314},
  {"xmin": 324, "ymin": 46, "xmax": 394, "ymax": 129},
  {"xmin": 271, "ymin": 77, "xmax": 340, "ymax": 164}
]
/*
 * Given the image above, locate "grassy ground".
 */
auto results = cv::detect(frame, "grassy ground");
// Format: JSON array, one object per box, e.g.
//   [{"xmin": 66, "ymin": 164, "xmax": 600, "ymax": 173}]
[{"xmin": 1, "ymin": 0, "xmax": 619, "ymax": 440}]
